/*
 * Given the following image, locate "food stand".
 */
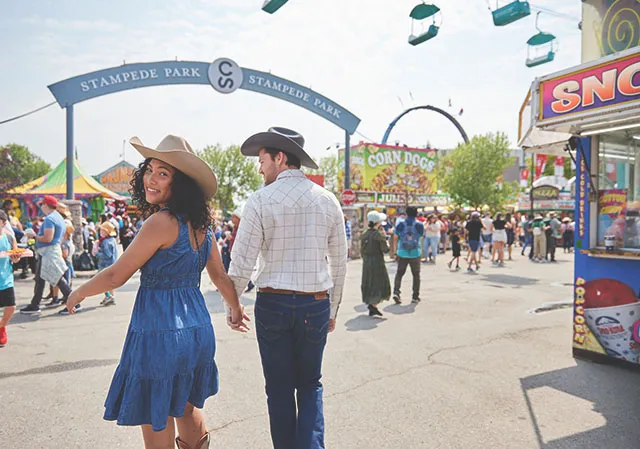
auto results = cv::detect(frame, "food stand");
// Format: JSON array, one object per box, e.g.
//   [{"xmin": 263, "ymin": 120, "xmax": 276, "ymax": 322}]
[
  {"xmin": 521, "ymin": 46, "xmax": 640, "ymax": 366},
  {"xmin": 338, "ymin": 142, "xmax": 444, "ymax": 215}
]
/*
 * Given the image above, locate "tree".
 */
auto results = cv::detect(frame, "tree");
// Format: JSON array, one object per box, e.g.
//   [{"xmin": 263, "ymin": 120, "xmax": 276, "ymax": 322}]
[
  {"xmin": 198, "ymin": 144, "xmax": 262, "ymax": 213},
  {"xmin": 0, "ymin": 143, "xmax": 51, "ymax": 191},
  {"xmin": 439, "ymin": 132, "xmax": 518, "ymax": 210},
  {"xmin": 307, "ymin": 155, "xmax": 338, "ymax": 196}
]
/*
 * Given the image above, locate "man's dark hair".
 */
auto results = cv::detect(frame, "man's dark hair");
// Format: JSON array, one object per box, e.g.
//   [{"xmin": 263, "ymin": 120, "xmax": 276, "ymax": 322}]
[
  {"xmin": 263, "ymin": 147, "xmax": 301, "ymax": 169},
  {"xmin": 2, "ymin": 199, "xmax": 12, "ymax": 209},
  {"xmin": 406, "ymin": 206, "xmax": 418, "ymax": 218}
]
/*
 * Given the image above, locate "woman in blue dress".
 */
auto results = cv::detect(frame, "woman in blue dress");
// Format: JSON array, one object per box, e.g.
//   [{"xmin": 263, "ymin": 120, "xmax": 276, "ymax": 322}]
[{"xmin": 66, "ymin": 135, "xmax": 250, "ymax": 449}]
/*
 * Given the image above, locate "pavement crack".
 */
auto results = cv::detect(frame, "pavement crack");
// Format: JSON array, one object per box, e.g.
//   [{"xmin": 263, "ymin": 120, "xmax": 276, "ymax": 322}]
[
  {"xmin": 210, "ymin": 412, "xmax": 266, "ymax": 432},
  {"xmin": 327, "ymin": 326, "xmax": 557, "ymax": 398}
]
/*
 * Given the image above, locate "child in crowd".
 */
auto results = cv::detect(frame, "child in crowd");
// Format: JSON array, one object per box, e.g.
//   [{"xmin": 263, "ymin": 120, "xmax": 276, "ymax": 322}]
[
  {"xmin": 0, "ymin": 211, "xmax": 21, "ymax": 347},
  {"xmin": 447, "ymin": 228, "xmax": 462, "ymax": 271},
  {"xmin": 95, "ymin": 222, "xmax": 118, "ymax": 306},
  {"xmin": 61, "ymin": 223, "xmax": 76, "ymax": 286}
]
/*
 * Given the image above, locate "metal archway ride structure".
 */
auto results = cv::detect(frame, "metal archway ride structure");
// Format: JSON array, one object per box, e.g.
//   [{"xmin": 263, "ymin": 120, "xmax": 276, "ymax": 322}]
[{"xmin": 381, "ymin": 104, "xmax": 470, "ymax": 145}]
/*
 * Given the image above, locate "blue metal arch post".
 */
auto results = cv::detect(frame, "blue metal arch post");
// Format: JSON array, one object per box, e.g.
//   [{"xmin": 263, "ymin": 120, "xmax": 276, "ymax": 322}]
[
  {"xmin": 344, "ymin": 131, "xmax": 350, "ymax": 191},
  {"xmin": 66, "ymin": 105, "xmax": 74, "ymax": 199},
  {"xmin": 381, "ymin": 105, "xmax": 470, "ymax": 145}
]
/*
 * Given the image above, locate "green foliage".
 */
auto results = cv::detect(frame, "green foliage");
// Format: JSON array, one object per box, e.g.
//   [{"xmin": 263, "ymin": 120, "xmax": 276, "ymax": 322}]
[
  {"xmin": 0, "ymin": 143, "xmax": 51, "ymax": 191},
  {"xmin": 307, "ymin": 155, "xmax": 338, "ymax": 196},
  {"xmin": 438, "ymin": 132, "xmax": 518, "ymax": 210},
  {"xmin": 198, "ymin": 144, "xmax": 262, "ymax": 212}
]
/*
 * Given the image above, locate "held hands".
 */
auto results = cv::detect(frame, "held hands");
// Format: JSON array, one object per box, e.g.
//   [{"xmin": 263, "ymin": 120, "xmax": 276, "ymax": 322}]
[
  {"xmin": 328, "ymin": 318, "xmax": 336, "ymax": 333},
  {"xmin": 227, "ymin": 305, "xmax": 251, "ymax": 333}
]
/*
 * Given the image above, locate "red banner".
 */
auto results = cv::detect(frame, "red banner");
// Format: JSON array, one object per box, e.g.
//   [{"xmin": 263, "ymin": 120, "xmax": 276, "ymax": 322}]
[
  {"xmin": 554, "ymin": 156, "xmax": 565, "ymax": 177},
  {"xmin": 306, "ymin": 174, "xmax": 324, "ymax": 187},
  {"xmin": 520, "ymin": 168, "xmax": 530, "ymax": 187},
  {"xmin": 535, "ymin": 155, "xmax": 548, "ymax": 179}
]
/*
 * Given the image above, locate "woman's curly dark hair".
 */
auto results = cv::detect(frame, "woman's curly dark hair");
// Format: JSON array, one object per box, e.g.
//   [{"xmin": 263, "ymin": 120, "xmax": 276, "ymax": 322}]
[{"xmin": 130, "ymin": 158, "xmax": 211, "ymax": 230}]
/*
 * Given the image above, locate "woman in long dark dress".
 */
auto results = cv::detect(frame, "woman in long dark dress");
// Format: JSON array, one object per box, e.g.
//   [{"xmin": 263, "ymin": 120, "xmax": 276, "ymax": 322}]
[{"xmin": 361, "ymin": 211, "xmax": 391, "ymax": 317}]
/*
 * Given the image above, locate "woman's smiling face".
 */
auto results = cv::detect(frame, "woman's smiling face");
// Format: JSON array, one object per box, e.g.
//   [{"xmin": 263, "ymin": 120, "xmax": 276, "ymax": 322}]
[{"xmin": 143, "ymin": 159, "xmax": 175, "ymax": 206}]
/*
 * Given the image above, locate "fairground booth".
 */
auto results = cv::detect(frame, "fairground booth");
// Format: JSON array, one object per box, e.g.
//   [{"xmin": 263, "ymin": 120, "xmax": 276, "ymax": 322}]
[
  {"xmin": 338, "ymin": 142, "xmax": 447, "ymax": 219},
  {"xmin": 5, "ymin": 158, "xmax": 125, "ymax": 222},
  {"xmin": 521, "ymin": 44, "xmax": 640, "ymax": 367}
]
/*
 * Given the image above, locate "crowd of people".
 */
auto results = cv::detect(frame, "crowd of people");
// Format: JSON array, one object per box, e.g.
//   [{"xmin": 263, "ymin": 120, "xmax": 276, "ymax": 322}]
[
  {"xmin": 358, "ymin": 207, "xmax": 575, "ymax": 316},
  {"xmin": 0, "ymin": 197, "xmax": 148, "ymax": 347}
]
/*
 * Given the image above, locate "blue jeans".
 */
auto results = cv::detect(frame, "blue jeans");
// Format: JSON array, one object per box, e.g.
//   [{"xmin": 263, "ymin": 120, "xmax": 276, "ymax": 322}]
[
  {"xmin": 255, "ymin": 292, "xmax": 330, "ymax": 449},
  {"xmin": 424, "ymin": 236, "xmax": 439, "ymax": 259}
]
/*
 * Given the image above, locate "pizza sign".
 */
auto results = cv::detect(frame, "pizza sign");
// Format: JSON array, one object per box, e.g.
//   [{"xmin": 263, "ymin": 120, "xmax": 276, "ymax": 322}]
[{"xmin": 532, "ymin": 185, "xmax": 560, "ymax": 200}]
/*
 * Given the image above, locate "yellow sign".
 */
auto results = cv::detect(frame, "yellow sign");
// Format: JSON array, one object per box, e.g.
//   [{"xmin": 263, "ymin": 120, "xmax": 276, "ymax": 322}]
[
  {"xmin": 98, "ymin": 163, "xmax": 135, "ymax": 196},
  {"xmin": 338, "ymin": 143, "xmax": 438, "ymax": 194}
]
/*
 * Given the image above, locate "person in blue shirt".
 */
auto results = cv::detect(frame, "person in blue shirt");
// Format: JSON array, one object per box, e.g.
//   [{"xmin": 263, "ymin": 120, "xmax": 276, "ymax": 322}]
[
  {"xmin": 20, "ymin": 195, "xmax": 73, "ymax": 314},
  {"xmin": 393, "ymin": 206, "xmax": 424, "ymax": 304},
  {"xmin": 344, "ymin": 214, "xmax": 352, "ymax": 259},
  {"xmin": 0, "ymin": 210, "xmax": 20, "ymax": 347}
]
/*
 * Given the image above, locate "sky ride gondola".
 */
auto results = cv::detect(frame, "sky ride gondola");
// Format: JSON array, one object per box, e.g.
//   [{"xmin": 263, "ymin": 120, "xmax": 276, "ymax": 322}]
[
  {"xmin": 408, "ymin": 3, "xmax": 441, "ymax": 46},
  {"xmin": 262, "ymin": 0, "xmax": 289, "ymax": 14},
  {"xmin": 525, "ymin": 13, "xmax": 558, "ymax": 68},
  {"xmin": 490, "ymin": 1, "xmax": 531, "ymax": 27}
]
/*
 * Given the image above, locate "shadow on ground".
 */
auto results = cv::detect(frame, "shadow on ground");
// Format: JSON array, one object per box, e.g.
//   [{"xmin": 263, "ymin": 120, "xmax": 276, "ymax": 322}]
[
  {"xmin": 344, "ymin": 315, "xmax": 387, "ymax": 331},
  {"xmin": 521, "ymin": 359, "xmax": 640, "ymax": 448},
  {"xmin": 382, "ymin": 303, "xmax": 417, "ymax": 315},
  {"xmin": 480, "ymin": 274, "xmax": 539, "ymax": 287},
  {"xmin": 0, "ymin": 358, "xmax": 119, "ymax": 380},
  {"xmin": 10, "ymin": 305, "xmax": 104, "ymax": 324}
]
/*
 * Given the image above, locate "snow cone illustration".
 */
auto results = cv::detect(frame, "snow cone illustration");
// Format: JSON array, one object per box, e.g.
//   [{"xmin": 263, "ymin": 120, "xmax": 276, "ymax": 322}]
[{"xmin": 583, "ymin": 279, "xmax": 640, "ymax": 362}]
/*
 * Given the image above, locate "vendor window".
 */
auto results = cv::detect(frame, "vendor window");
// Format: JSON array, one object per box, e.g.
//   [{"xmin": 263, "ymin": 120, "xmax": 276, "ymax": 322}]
[{"xmin": 596, "ymin": 131, "xmax": 640, "ymax": 250}]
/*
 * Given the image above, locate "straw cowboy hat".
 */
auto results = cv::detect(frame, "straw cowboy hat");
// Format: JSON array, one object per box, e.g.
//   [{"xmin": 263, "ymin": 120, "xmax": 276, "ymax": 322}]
[
  {"xmin": 240, "ymin": 127, "xmax": 319, "ymax": 169},
  {"xmin": 129, "ymin": 135, "xmax": 218, "ymax": 198},
  {"xmin": 100, "ymin": 221, "xmax": 118, "ymax": 238}
]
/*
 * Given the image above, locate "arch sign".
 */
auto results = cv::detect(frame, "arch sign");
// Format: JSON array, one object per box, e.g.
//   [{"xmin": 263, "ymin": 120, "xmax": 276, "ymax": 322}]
[{"xmin": 48, "ymin": 58, "xmax": 360, "ymax": 199}]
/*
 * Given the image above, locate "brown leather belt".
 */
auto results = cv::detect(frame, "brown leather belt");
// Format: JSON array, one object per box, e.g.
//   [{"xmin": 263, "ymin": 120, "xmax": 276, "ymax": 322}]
[{"xmin": 258, "ymin": 287, "xmax": 329, "ymax": 300}]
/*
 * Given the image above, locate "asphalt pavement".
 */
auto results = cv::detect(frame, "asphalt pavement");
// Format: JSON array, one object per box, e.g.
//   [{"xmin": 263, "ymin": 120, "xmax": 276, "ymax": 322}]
[{"xmin": 2, "ymin": 249, "xmax": 639, "ymax": 448}]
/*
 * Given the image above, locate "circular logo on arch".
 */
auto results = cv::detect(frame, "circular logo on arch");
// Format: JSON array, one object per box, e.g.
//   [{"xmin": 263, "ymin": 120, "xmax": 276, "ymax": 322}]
[{"xmin": 208, "ymin": 58, "xmax": 243, "ymax": 94}]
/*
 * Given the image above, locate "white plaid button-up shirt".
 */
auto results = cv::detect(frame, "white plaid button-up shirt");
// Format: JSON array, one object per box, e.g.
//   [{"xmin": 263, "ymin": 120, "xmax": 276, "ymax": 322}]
[{"xmin": 229, "ymin": 169, "xmax": 348, "ymax": 319}]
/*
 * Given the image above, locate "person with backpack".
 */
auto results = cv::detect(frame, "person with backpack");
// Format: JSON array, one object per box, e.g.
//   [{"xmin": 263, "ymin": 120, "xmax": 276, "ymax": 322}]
[{"xmin": 393, "ymin": 206, "xmax": 424, "ymax": 304}]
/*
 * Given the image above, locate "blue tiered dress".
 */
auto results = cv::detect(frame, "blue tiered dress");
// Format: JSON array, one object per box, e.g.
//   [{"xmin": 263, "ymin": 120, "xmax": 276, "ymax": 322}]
[{"xmin": 104, "ymin": 217, "xmax": 218, "ymax": 432}]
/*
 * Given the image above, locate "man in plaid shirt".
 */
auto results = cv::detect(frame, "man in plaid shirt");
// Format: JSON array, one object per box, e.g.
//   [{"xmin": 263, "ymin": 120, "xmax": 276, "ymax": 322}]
[{"xmin": 229, "ymin": 127, "xmax": 347, "ymax": 449}]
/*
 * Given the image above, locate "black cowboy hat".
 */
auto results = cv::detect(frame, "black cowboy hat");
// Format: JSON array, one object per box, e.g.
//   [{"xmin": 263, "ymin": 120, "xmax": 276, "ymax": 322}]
[{"xmin": 240, "ymin": 126, "xmax": 319, "ymax": 169}]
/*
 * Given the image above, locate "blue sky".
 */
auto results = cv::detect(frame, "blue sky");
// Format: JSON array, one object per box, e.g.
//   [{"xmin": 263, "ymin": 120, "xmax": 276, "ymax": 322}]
[{"xmin": 0, "ymin": 0, "xmax": 581, "ymax": 175}]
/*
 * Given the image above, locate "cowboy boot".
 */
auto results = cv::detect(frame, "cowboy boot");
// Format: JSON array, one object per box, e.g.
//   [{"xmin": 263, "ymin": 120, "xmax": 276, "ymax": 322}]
[{"xmin": 176, "ymin": 432, "xmax": 210, "ymax": 449}]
